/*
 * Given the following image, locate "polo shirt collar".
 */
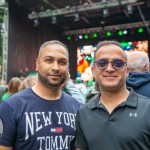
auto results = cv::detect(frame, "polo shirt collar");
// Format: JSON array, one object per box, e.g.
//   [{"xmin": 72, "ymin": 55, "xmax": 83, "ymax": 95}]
[
  {"xmin": 88, "ymin": 94, "xmax": 100, "ymax": 109},
  {"xmin": 125, "ymin": 88, "xmax": 138, "ymax": 107},
  {"xmin": 89, "ymin": 88, "xmax": 138, "ymax": 109}
]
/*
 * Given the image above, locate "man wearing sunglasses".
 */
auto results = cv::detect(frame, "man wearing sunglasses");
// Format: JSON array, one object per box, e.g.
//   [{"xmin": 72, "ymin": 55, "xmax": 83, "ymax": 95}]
[{"xmin": 75, "ymin": 40, "xmax": 150, "ymax": 150}]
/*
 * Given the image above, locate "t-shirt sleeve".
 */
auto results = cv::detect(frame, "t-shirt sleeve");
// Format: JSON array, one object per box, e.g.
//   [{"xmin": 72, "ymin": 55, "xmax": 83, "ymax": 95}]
[
  {"xmin": 0, "ymin": 102, "xmax": 16, "ymax": 147},
  {"xmin": 75, "ymin": 111, "xmax": 89, "ymax": 150}
]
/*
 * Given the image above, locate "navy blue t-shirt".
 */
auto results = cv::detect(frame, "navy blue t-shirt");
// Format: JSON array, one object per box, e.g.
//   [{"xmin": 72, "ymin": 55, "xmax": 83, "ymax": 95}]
[{"xmin": 0, "ymin": 88, "xmax": 80, "ymax": 150}]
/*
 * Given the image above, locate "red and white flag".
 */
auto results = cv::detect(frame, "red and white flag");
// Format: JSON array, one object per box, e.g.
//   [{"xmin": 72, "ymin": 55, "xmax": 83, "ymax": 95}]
[{"xmin": 51, "ymin": 127, "xmax": 63, "ymax": 133}]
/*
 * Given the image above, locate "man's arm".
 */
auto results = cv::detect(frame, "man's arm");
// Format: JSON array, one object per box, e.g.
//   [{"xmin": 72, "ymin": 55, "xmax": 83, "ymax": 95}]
[
  {"xmin": 75, "ymin": 111, "xmax": 89, "ymax": 150},
  {"xmin": 62, "ymin": 72, "xmax": 85, "ymax": 104},
  {"xmin": 0, "ymin": 102, "xmax": 16, "ymax": 149},
  {"xmin": 65, "ymin": 80, "xmax": 85, "ymax": 104},
  {"xmin": 0, "ymin": 146, "xmax": 13, "ymax": 150}
]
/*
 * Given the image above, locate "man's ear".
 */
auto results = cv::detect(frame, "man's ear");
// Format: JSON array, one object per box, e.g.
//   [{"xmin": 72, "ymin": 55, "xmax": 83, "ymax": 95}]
[
  {"xmin": 144, "ymin": 63, "xmax": 150, "ymax": 72},
  {"xmin": 91, "ymin": 66, "xmax": 96, "ymax": 78},
  {"xmin": 35, "ymin": 58, "xmax": 39, "ymax": 71},
  {"xmin": 126, "ymin": 66, "xmax": 130, "ymax": 78}
]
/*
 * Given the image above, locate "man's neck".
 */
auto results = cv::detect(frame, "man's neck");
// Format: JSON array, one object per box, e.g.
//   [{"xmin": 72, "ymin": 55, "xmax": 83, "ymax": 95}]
[
  {"xmin": 32, "ymin": 83, "xmax": 62, "ymax": 100},
  {"xmin": 100, "ymin": 88, "xmax": 130, "ymax": 114}
]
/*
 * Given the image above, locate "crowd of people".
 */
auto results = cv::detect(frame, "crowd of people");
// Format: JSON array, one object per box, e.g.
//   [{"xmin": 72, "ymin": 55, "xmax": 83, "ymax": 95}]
[{"xmin": 0, "ymin": 40, "xmax": 150, "ymax": 150}]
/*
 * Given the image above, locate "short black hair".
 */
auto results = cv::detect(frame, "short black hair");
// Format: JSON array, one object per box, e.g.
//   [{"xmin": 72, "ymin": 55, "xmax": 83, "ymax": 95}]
[
  {"xmin": 38, "ymin": 40, "xmax": 69, "ymax": 58},
  {"xmin": 96, "ymin": 40, "xmax": 122, "ymax": 50},
  {"xmin": 94, "ymin": 40, "xmax": 127, "ymax": 61}
]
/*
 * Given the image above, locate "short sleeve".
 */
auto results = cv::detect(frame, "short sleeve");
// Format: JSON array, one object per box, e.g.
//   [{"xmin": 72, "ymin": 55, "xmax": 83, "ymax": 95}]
[
  {"xmin": 0, "ymin": 102, "xmax": 16, "ymax": 147},
  {"xmin": 75, "ymin": 111, "xmax": 89, "ymax": 150}
]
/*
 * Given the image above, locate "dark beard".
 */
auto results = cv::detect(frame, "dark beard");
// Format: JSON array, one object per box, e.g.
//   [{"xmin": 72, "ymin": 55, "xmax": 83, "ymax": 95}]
[{"xmin": 38, "ymin": 72, "xmax": 66, "ymax": 88}]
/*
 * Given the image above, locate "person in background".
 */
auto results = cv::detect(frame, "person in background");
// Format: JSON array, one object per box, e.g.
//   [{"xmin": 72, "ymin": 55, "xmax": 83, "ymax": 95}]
[
  {"xmin": 62, "ymin": 72, "xmax": 85, "ymax": 104},
  {"xmin": 126, "ymin": 50, "xmax": 150, "ymax": 97},
  {"xmin": 74, "ymin": 77, "xmax": 87, "ymax": 101},
  {"xmin": 0, "ymin": 85, "xmax": 7, "ymax": 102},
  {"xmin": 75, "ymin": 40, "xmax": 150, "ymax": 150},
  {"xmin": 86, "ymin": 80, "xmax": 100, "ymax": 102},
  {"xmin": 19, "ymin": 74, "xmax": 85, "ymax": 104},
  {"xmin": 0, "ymin": 40, "xmax": 80, "ymax": 150},
  {"xmin": 0, "ymin": 75, "xmax": 7, "ymax": 101},
  {"xmin": 19, "ymin": 76, "xmax": 37, "ymax": 91},
  {"xmin": 0, "ymin": 75, "xmax": 6, "ymax": 85},
  {"xmin": 1, "ymin": 77, "xmax": 21, "ymax": 101}
]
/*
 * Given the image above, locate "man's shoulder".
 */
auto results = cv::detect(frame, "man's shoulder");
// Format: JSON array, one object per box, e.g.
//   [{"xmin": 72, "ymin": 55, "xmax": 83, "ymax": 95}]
[
  {"xmin": 136, "ymin": 92, "xmax": 150, "ymax": 103},
  {"xmin": 129, "ymin": 90, "xmax": 150, "ymax": 109},
  {"xmin": 132, "ymin": 93, "xmax": 150, "ymax": 116},
  {"xmin": 62, "ymin": 92, "xmax": 81, "ymax": 106},
  {"xmin": 79, "ymin": 94, "xmax": 99, "ymax": 111}
]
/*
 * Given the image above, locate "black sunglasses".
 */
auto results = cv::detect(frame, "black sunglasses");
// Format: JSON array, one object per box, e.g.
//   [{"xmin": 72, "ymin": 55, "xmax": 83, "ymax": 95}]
[{"xmin": 95, "ymin": 59, "xmax": 126, "ymax": 70}]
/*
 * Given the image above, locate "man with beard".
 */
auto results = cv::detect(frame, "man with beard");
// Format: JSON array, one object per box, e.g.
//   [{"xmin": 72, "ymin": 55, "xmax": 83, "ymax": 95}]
[{"xmin": 0, "ymin": 40, "xmax": 80, "ymax": 150}]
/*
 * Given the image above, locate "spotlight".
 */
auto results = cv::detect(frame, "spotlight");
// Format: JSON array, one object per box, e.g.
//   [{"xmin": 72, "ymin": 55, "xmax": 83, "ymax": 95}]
[
  {"xmin": 138, "ymin": 27, "xmax": 143, "ymax": 33},
  {"xmin": 106, "ymin": 31, "xmax": 112, "ymax": 37},
  {"xmin": 127, "ymin": 5, "xmax": 133, "ymax": 14},
  {"xmin": 103, "ymin": 8, "xmax": 109, "ymax": 17},
  {"xmin": 74, "ymin": 13, "xmax": 80, "ymax": 21},
  {"xmin": 123, "ymin": 30, "xmax": 128, "ymax": 34},
  {"xmin": 67, "ymin": 36, "xmax": 71, "ymax": 41},
  {"xmin": 79, "ymin": 35, "xmax": 83, "ymax": 39},
  {"xmin": 33, "ymin": 19, "xmax": 39, "ymax": 27},
  {"xmin": 84, "ymin": 35, "xmax": 89, "ymax": 40},
  {"xmin": 51, "ymin": 16, "xmax": 57, "ymax": 24},
  {"xmin": 92, "ymin": 33, "xmax": 98, "ymax": 38},
  {"xmin": 118, "ymin": 31, "xmax": 123, "ymax": 36}
]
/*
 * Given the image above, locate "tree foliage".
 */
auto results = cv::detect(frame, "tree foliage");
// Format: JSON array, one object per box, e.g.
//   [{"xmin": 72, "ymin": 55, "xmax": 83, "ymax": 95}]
[{"xmin": 0, "ymin": 8, "xmax": 4, "ymax": 65}]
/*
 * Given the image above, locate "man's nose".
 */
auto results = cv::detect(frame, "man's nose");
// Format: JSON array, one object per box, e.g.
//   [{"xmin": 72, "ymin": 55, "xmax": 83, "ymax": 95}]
[
  {"xmin": 52, "ymin": 61, "xmax": 60, "ymax": 70},
  {"xmin": 105, "ymin": 62, "xmax": 115, "ymax": 71}
]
